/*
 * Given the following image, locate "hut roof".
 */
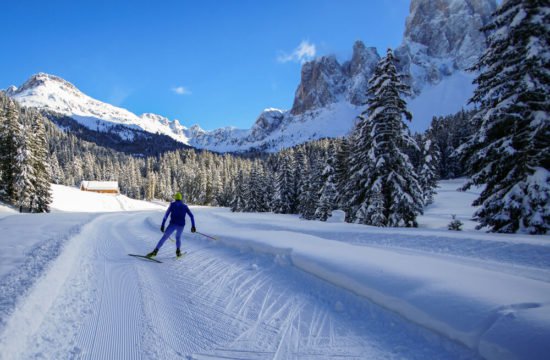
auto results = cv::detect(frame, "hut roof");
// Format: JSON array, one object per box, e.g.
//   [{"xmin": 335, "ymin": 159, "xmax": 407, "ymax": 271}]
[{"xmin": 81, "ymin": 181, "xmax": 119, "ymax": 191}]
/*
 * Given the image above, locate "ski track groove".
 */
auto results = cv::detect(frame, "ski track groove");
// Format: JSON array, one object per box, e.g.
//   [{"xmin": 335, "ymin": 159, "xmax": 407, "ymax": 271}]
[{"xmin": 2, "ymin": 211, "xmax": 483, "ymax": 359}]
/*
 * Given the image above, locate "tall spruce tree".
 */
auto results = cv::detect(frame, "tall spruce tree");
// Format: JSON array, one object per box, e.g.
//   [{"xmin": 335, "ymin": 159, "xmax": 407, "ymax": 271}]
[
  {"xmin": 247, "ymin": 162, "xmax": 269, "ymax": 212},
  {"xmin": 0, "ymin": 98, "xmax": 23, "ymax": 204},
  {"xmin": 315, "ymin": 142, "xmax": 338, "ymax": 221},
  {"xmin": 463, "ymin": 0, "xmax": 550, "ymax": 234},
  {"xmin": 273, "ymin": 151, "xmax": 296, "ymax": 214},
  {"xmin": 349, "ymin": 48, "xmax": 423, "ymax": 227},
  {"xmin": 29, "ymin": 114, "xmax": 53, "ymax": 212},
  {"xmin": 300, "ymin": 155, "xmax": 324, "ymax": 220},
  {"xmin": 15, "ymin": 134, "xmax": 36, "ymax": 211},
  {"xmin": 418, "ymin": 135, "xmax": 440, "ymax": 206},
  {"xmin": 333, "ymin": 138, "xmax": 352, "ymax": 221},
  {"xmin": 295, "ymin": 147, "xmax": 311, "ymax": 217},
  {"xmin": 231, "ymin": 170, "xmax": 248, "ymax": 212}
]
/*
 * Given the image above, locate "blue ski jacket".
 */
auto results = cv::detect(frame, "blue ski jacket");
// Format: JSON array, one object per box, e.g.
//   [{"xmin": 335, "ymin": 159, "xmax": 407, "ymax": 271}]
[{"xmin": 162, "ymin": 200, "xmax": 195, "ymax": 228}]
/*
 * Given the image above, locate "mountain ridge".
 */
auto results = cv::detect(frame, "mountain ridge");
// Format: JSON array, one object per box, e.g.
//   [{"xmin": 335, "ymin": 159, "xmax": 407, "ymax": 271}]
[{"xmin": 5, "ymin": 0, "xmax": 497, "ymax": 153}]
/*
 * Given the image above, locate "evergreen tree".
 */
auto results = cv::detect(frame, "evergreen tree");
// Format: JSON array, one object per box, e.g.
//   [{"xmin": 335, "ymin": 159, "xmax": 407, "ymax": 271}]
[
  {"xmin": 29, "ymin": 114, "xmax": 53, "ymax": 212},
  {"xmin": 15, "ymin": 134, "xmax": 35, "ymax": 211},
  {"xmin": 333, "ymin": 138, "xmax": 352, "ymax": 220},
  {"xmin": 231, "ymin": 170, "xmax": 248, "ymax": 212},
  {"xmin": 247, "ymin": 162, "xmax": 269, "ymax": 212},
  {"xmin": 427, "ymin": 110, "xmax": 475, "ymax": 179},
  {"xmin": 300, "ymin": 156, "xmax": 324, "ymax": 220},
  {"xmin": 418, "ymin": 135, "xmax": 440, "ymax": 205},
  {"xmin": 463, "ymin": 0, "xmax": 550, "ymax": 234},
  {"xmin": 0, "ymin": 98, "xmax": 23, "ymax": 204},
  {"xmin": 315, "ymin": 143, "xmax": 338, "ymax": 221},
  {"xmin": 295, "ymin": 147, "xmax": 313, "ymax": 218},
  {"xmin": 349, "ymin": 48, "xmax": 423, "ymax": 227},
  {"xmin": 273, "ymin": 151, "xmax": 296, "ymax": 214},
  {"xmin": 49, "ymin": 155, "xmax": 64, "ymax": 184}
]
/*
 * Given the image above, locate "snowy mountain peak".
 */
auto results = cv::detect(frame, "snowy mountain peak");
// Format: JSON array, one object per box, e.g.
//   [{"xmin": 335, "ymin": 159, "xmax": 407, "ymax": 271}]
[
  {"xmin": 5, "ymin": 85, "xmax": 18, "ymax": 95},
  {"xmin": 291, "ymin": 55, "xmax": 347, "ymax": 115},
  {"xmin": 289, "ymin": 0, "xmax": 496, "ymax": 120},
  {"xmin": 14, "ymin": 72, "xmax": 81, "ymax": 95},
  {"xmin": 249, "ymin": 108, "xmax": 285, "ymax": 140},
  {"xmin": 405, "ymin": 0, "xmax": 496, "ymax": 67},
  {"xmin": 347, "ymin": 41, "xmax": 379, "ymax": 77},
  {"xmin": 6, "ymin": 73, "xmax": 194, "ymax": 145}
]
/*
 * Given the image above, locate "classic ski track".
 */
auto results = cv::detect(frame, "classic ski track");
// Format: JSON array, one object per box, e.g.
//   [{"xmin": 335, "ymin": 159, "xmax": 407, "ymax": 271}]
[{"xmin": 3, "ymin": 211, "xmax": 481, "ymax": 359}]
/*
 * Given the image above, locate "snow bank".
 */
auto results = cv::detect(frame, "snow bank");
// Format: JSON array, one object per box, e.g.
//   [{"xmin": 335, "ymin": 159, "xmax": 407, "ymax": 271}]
[
  {"xmin": 190, "ymin": 199, "xmax": 550, "ymax": 360},
  {"xmin": 50, "ymin": 184, "xmax": 164, "ymax": 212},
  {"xmin": 205, "ymin": 226, "xmax": 550, "ymax": 360},
  {"xmin": 0, "ymin": 212, "xmax": 97, "ymax": 337},
  {"xmin": 0, "ymin": 203, "xmax": 17, "ymax": 219}
]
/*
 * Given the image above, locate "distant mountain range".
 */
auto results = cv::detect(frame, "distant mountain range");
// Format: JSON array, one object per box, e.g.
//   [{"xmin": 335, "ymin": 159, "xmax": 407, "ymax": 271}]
[{"xmin": 5, "ymin": 0, "xmax": 497, "ymax": 153}]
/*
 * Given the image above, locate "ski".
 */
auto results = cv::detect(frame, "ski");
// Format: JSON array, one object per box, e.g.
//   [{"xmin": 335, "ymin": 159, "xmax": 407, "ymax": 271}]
[
  {"xmin": 128, "ymin": 254, "xmax": 163, "ymax": 263},
  {"xmin": 176, "ymin": 251, "xmax": 188, "ymax": 260},
  {"xmin": 196, "ymin": 231, "xmax": 217, "ymax": 241}
]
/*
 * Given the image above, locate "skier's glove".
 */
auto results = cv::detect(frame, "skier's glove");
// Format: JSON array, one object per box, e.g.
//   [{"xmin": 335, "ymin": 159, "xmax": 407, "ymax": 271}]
[
  {"xmin": 160, "ymin": 224, "xmax": 165, "ymax": 233},
  {"xmin": 191, "ymin": 226, "xmax": 196, "ymax": 233}
]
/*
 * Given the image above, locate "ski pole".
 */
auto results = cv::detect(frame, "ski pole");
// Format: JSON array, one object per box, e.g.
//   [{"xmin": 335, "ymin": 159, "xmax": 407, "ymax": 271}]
[{"xmin": 196, "ymin": 231, "xmax": 217, "ymax": 241}]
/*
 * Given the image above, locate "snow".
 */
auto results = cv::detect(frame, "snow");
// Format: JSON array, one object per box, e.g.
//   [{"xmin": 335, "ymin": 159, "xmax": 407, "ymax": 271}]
[
  {"xmin": 80, "ymin": 180, "xmax": 119, "ymax": 191},
  {"xmin": 408, "ymin": 71, "xmax": 476, "ymax": 132},
  {"xmin": 50, "ymin": 184, "xmax": 165, "ymax": 212},
  {"xmin": 0, "ymin": 203, "xmax": 17, "ymax": 219},
  {"xmin": 419, "ymin": 178, "xmax": 482, "ymax": 230},
  {"xmin": 1, "ymin": 180, "xmax": 549, "ymax": 359}
]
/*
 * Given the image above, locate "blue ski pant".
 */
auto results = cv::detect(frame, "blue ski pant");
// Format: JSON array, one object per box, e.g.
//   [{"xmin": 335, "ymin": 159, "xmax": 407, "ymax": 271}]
[{"xmin": 155, "ymin": 224, "xmax": 184, "ymax": 250}]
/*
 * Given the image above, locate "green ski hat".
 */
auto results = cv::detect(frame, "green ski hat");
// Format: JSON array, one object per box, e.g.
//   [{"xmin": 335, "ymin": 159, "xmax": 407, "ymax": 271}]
[{"xmin": 174, "ymin": 192, "xmax": 183, "ymax": 201}]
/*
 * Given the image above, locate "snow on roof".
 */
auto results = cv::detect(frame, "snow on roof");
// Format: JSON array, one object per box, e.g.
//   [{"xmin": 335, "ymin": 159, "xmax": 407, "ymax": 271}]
[{"xmin": 81, "ymin": 181, "xmax": 119, "ymax": 190}]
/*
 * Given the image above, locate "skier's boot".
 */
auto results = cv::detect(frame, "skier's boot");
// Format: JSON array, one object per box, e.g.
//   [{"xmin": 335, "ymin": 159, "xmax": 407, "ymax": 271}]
[
  {"xmin": 176, "ymin": 248, "xmax": 182, "ymax": 258},
  {"xmin": 146, "ymin": 248, "xmax": 158, "ymax": 258}
]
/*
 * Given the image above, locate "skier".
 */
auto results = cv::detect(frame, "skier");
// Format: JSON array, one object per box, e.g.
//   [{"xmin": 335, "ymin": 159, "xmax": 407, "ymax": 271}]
[{"xmin": 147, "ymin": 192, "xmax": 196, "ymax": 258}]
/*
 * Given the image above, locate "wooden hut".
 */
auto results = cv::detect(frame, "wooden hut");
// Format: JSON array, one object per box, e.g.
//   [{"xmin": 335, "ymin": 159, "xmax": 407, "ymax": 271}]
[{"xmin": 80, "ymin": 181, "xmax": 119, "ymax": 194}]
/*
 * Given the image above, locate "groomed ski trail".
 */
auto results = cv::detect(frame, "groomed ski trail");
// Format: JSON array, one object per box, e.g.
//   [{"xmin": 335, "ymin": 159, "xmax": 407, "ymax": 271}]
[{"xmin": 0, "ymin": 211, "xmax": 480, "ymax": 359}]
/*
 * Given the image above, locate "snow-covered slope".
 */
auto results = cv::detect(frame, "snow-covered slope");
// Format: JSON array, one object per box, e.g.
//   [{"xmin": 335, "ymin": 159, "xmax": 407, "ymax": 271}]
[
  {"xmin": 0, "ymin": 203, "xmax": 17, "ymax": 219},
  {"xmin": 6, "ymin": 73, "xmax": 199, "ymax": 144},
  {"xmin": 50, "ymin": 184, "xmax": 165, "ymax": 212}
]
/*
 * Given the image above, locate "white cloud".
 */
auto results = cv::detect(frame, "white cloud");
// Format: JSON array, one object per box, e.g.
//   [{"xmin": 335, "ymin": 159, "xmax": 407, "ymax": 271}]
[
  {"xmin": 277, "ymin": 41, "xmax": 317, "ymax": 64},
  {"xmin": 172, "ymin": 86, "xmax": 191, "ymax": 95}
]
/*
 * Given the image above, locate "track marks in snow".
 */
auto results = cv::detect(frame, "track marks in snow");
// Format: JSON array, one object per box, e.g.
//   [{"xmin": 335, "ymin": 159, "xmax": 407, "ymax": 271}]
[{"xmin": 2, "ymin": 212, "xmax": 480, "ymax": 359}]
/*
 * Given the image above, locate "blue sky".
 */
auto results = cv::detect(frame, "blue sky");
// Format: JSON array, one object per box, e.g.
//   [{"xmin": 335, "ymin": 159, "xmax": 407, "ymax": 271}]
[{"xmin": 1, "ymin": 0, "xmax": 410, "ymax": 130}]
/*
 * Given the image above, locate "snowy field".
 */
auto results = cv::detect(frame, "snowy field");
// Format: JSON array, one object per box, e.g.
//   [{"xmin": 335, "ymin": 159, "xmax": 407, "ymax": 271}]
[{"xmin": 0, "ymin": 181, "xmax": 549, "ymax": 359}]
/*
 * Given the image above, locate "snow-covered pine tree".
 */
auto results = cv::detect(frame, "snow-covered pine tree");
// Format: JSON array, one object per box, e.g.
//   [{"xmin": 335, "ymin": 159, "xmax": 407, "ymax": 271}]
[
  {"xmin": 231, "ymin": 170, "xmax": 248, "ymax": 212},
  {"xmin": 273, "ymin": 150, "xmax": 296, "ymax": 214},
  {"xmin": 462, "ymin": 0, "xmax": 550, "ymax": 234},
  {"xmin": 295, "ymin": 146, "xmax": 310, "ymax": 217},
  {"xmin": 300, "ymin": 154, "xmax": 324, "ymax": 220},
  {"xmin": 344, "ymin": 113, "xmax": 372, "ymax": 223},
  {"xmin": 14, "ymin": 132, "xmax": 36, "ymax": 211},
  {"xmin": 0, "ymin": 97, "xmax": 24, "ymax": 204},
  {"xmin": 29, "ymin": 113, "xmax": 53, "ymax": 212},
  {"xmin": 315, "ymin": 142, "xmax": 338, "ymax": 221},
  {"xmin": 350, "ymin": 48, "xmax": 423, "ymax": 227},
  {"xmin": 49, "ymin": 155, "xmax": 64, "ymax": 184},
  {"xmin": 427, "ymin": 110, "xmax": 475, "ymax": 179},
  {"xmin": 247, "ymin": 162, "xmax": 269, "ymax": 212},
  {"xmin": 333, "ymin": 138, "xmax": 352, "ymax": 221},
  {"xmin": 418, "ymin": 135, "xmax": 440, "ymax": 205}
]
